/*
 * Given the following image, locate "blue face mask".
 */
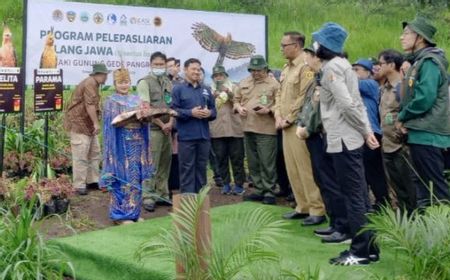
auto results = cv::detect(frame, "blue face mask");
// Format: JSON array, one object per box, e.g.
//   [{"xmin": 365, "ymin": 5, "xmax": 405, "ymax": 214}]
[{"xmin": 152, "ymin": 68, "xmax": 166, "ymax": 76}]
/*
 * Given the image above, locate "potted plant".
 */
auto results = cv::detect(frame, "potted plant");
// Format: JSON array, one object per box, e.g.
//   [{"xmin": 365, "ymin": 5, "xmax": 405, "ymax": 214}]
[{"xmin": 27, "ymin": 175, "xmax": 74, "ymax": 216}]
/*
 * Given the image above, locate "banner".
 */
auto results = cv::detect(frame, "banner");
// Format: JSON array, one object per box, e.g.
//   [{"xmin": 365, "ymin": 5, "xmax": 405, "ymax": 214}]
[
  {"xmin": 0, "ymin": 67, "xmax": 23, "ymax": 113},
  {"xmin": 34, "ymin": 69, "xmax": 63, "ymax": 112},
  {"xmin": 25, "ymin": 0, "xmax": 267, "ymax": 86}
]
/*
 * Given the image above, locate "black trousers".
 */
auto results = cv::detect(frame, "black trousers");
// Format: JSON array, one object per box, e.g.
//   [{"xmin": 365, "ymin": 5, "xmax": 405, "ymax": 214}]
[
  {"xmin": 178, "ymin": 140, "xmax": 210, "ymax": 193},
  {"xmin": 276, "ymin": 130, "xmax": 291, "ymax": 195},
  {"xmin": 363, "ymin": 133, "xmax": 389, "ymax": 208},
  {"xmin": 211, "ymin": 137, "xmax": 246, "ymax": 186},
  {"xmin": 209, "ymin": 146, "xmax": 223, "ymax": 185},
  {"xmin": 306, "ymin": 134, "xmax": 348, "ymax": 233},
  {"xmin": 168, "ymin": 154, "xmax": 179, "ymax": 192},
  {"xmin": 383, "ymin": 147, "xmax": 417, "ymax": 212},
  {"xmin": 330, "ymin": 143, "xmax": 373, "ymax": 258},
  {"xmin": 409, "ymin": 144, "xmax": 450, "ymax": 207}
]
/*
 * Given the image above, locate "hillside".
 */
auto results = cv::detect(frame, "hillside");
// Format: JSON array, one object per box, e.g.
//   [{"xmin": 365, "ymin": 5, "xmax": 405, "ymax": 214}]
[{"xmin": 1, "ymin": 0, "xmax": 450, "ymax": 68}]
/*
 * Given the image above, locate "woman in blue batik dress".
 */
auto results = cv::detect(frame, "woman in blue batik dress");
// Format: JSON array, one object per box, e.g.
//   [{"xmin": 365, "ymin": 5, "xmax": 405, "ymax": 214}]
[{"xmin": 100, "ymin": 67, "xmax": 153, "ymax": 224}]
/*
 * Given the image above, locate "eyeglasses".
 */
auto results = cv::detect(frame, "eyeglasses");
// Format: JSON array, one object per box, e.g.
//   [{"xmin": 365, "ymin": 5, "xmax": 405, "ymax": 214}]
[
  {"xmin": 401, "ymin": 30, "xmax": 415, "ymax": 36},
  {"xmin": 280, "ymin": 42, "xmax": 297, "ymax": 48}
]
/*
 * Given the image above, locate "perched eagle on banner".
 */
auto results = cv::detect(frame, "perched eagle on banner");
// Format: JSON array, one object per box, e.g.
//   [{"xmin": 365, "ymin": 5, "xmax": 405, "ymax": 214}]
[
  {"xmin": 0, "ymin": 23, "xmax": 17, "ymax": 67},
  {"xmin": 192, "ymin": 22, "xmax": 256, "ymax": 65},
  {"xmin": 40, "ymin": 27, "xmax": 58, "ymax": 69}
]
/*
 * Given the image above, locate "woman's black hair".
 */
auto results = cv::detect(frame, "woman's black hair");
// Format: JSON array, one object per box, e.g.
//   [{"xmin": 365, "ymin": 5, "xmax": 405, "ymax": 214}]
[{"xmin": 316, "ymin": 45, "xmax": 339, "ymax": 61}]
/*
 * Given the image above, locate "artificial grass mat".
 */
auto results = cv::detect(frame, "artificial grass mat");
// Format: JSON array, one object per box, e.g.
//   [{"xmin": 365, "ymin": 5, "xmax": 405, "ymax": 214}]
[{"xmin": 52, "ymin": 202, "xmax": 402, "ymax": 280}]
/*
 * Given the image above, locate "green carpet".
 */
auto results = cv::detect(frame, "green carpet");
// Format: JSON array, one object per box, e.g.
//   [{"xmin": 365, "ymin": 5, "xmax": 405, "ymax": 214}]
[{"xmin": 52, "ymin": 202, "xmax": 403, "ymax": 280}]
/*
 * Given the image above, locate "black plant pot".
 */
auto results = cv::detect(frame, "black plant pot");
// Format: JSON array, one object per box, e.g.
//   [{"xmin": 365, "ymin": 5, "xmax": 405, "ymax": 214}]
[
  {"xmin": 44, "ymin": 200, "xmax": 56, "ymax": 216},
  {"xmin": 55, "ymin": 198, "xmax": 69, "ymax": 214}
]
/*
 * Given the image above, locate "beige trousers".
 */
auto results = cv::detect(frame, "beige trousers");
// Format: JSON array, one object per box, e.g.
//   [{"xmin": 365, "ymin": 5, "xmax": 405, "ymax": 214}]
[
  {"xmin": 70, "ymin": 132, "xmax": 101, "ymax": 190},
  {"xmin": 283, "ymin": 125, "xmax": 325, "ymax": 216}
]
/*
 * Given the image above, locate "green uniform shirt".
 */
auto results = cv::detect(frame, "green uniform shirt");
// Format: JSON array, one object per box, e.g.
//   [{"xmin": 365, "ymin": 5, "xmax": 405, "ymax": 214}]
[{"xmin": 399, "ymin": 59, "xmax": 450, "ymax": 148}]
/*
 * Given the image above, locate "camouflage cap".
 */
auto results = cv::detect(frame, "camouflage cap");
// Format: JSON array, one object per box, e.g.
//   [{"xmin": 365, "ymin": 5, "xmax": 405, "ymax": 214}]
[
  {"xmin": 90, "ymin": 63, "xmax": 111, "ymax": 76},
  {"xmin": 211, "ymin": 65, "xmax": 228, "ymax": 78},
  {"xmin": 248, "ymin": 55, "xmax": 268, "ymax": 71}
]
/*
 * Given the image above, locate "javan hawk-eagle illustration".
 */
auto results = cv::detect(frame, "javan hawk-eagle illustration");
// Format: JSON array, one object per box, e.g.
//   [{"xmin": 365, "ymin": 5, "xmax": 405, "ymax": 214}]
[
  {"xmin": 40, "ymin": 27, "xmax": 58, "ymax": 68},
  {"xmin": 192, "ymin": 22, "xmax": 256, "ymax": 65},
  {"xmin": 0, "ymin": 23, "xmax": 17, "ymax": 67}
]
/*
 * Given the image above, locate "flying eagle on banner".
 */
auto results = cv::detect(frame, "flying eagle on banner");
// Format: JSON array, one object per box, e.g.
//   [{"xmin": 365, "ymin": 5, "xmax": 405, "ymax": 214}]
[{"xmin": 192, "ymin": 22, "xmax": 256, "ymax": 65}]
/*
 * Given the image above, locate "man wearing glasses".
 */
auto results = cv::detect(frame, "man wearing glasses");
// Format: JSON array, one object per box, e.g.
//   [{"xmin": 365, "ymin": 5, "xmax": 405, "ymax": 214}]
[
  {"xmin": 275, "ymin": 31, "xmax": 325, "ymax": 225},
  {"xmin": 397, "ymin": 16, "xmax": 450, "ymax": 208}
]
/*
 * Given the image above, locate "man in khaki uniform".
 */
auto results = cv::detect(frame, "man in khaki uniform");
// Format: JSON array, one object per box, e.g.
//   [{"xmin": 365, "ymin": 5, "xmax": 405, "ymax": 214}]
[
  {"xmin": 275, "ymin": 31, "xmax": 325, "ymax": 225},
  {"xmin": 64, "ymin": 63, "xmax": 109, "ymax": 195},
  {"xmin": 210, "ymin": 65, "xmax": 245, "ymax": 195},
  {"xmin": 234, "ymin": 55, "xmax": 280, "ymax": 204},
  {"xmin": 137, "ymin": 51, "xmax": 173, "ymax": 212}
]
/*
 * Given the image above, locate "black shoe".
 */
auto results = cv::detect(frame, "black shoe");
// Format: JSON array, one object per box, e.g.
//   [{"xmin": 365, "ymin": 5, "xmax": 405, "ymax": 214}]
[
  {"xmin": 143, "ymin": 203, "xmax": 155, "ymax": 212},
  {"xmin": 282, "ymin": 211, "xmax": 309, "ymax": 220},
  {"xmin": 302, "ymin": 215, "xmax": 326, "ymax": 226},
  {"xmin": 285, "ymin": 193, "xmax": 295, "ymax": 202},
  {"xmin": 156, "ymin": 198, "xmax": 172, "ymax": 206},
  {"xmin": 262, "ymin": 196, "xmax": 276, "ymax": 205},
  {"xmin": 314, "ymin": 226, "xmax": 335, "ymax": 237},
  {"xmin": 76, "ymin": 188, "xmax": 88, "ymax": 196},
  {"xmin": 329, "ymin": 251, "xmax": 370, "ymax": 266},
  {"xmin": 321, "ymin": 231, "xmax": 351, "ymax": 244},
  {"xmin": 369, "ymin": 254, "xmax": 380, "ymax": 263},
  {"xmin": 86, "ymin": 182, "xmax": 99, "ymax": 190},
  {"xmin": 243, "ymin": 193, "xmax": 264, "ymax": 202}
]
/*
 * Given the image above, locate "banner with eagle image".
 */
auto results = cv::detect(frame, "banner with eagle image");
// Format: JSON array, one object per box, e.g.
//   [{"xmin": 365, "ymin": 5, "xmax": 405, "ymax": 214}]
[{"xmin": 25, "ymin": 0, "xmax": 267, "ymax": 86}]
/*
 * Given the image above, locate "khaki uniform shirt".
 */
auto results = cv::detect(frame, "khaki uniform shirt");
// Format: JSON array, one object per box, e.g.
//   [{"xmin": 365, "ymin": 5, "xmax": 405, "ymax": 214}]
[
  {"xmin": 64, "ymin": 76, "xmax": 100, "ymax": 136},
  {"xmin": 234, "ymin": 75, "xmax": 280, "ymax": 136},
  {"xmin": 380, "ymin": 80, "xmax": 404, "ymax": 153},
  {"xmin": 320, "ymin": 57, "xmax": 372, "ymax": 153},
  {"xmin": 210, "ymin": 82, "xmax": 244, "ymax": 138},
  {"xmin": 275, "ymin": 53, "xmax": 315, "ymax": 124}
]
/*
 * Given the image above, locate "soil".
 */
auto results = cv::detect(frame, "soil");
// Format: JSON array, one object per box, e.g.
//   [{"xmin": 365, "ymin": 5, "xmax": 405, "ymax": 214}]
[{"xmin": 41, "ymin": 183, "xmax": 293, "ymax": 239}]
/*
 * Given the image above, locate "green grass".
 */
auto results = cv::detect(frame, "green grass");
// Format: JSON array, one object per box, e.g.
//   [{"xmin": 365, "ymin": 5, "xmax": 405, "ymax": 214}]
[
  {"xmin": 52, "ymin": 202, "xmax": 402, "ymax": 280},
  {"xmin": 3, "ymin": 0, "xmax": 450, "ymax": 68}
]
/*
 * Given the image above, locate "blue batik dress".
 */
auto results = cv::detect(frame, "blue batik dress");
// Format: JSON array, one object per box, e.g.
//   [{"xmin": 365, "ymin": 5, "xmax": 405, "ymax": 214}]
[{"xmin": 100, "ymin": 93, "xmax": 152, "ymax": 221}]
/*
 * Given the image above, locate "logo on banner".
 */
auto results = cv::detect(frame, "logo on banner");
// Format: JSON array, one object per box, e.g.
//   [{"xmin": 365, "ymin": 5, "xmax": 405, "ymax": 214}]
[
  {"xmin": 52, "ymin": 10, "xmax": 63, "ymax": 22},
  {"xmin": 154, "ymin": 16, "xmax": 162, "ymax": 26},
  {"xmin": 80, "ymin": 12, "xmax": 89, "ymax": 22},
  {"xmin": 66, "ymin": 11, "xmax": 76, "ymax": 22},
  {"xmin": 93, "ymin": 12, "xmax": 104, "ymax": 24},
  {"xmin": 130, "ymin": 16, "xmax": 151, "ymax": 25},
  {"xmin": 107, "ymin": 13, "xmax": 117, "ymax": 24},
  {"xmin": 120, "ymin": 15, "xmax": 127, "ymax": 25}
]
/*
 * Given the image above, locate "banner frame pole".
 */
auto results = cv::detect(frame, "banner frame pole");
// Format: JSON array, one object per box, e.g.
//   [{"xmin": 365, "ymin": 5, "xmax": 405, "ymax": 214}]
[
  {"xmin": 0, "ymin": 114, "xmax": 6, "ymax": 176},
  {"xmin": 20, "ymin": 0, "xmax": 29, "ymax": 136}
]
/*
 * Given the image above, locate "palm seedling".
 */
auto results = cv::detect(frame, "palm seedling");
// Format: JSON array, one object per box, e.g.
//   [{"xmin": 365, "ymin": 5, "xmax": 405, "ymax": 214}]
[{"xmin": 136, "ymin": 186, "xmax": 292, "ymax": 280}]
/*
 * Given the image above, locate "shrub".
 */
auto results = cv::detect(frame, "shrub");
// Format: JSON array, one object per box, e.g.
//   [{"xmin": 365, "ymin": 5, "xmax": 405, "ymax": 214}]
[
  {"xmin": 0, "ymin": 196, "xmax": 75, "ymax": 279},
  {"xmin": 366, "ymin": 205, "xmax": 450, "ymax": 280}
]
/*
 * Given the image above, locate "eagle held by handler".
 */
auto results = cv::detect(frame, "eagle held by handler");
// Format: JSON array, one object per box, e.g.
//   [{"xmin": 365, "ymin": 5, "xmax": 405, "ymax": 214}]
[{"xmin": 192, "ymin": 22, "xmax": 256, "ymax": 65}]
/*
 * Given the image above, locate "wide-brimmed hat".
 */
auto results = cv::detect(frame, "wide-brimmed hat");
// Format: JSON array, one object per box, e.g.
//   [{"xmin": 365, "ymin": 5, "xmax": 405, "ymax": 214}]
[
  {"xmin": 402, "ymin": 16, "xmax": 436, "ymax": 46},
  {"xmin": 90, "ymin": 63, "xmax": 111, "ymax": 76},
  {"xmin": 312, "ymin": 22, "xmax": 348, "ymax": 54},
  {"xmin": 248, "ymin": 55, "xmax": 268, "ymax": 71},
  {"xmin": 352, "ymin": 59, "xmax": 373, "ymax": 73},
  {"xmin": 211, "ymin": 65, "xmax": 228, "ymax": 78}
]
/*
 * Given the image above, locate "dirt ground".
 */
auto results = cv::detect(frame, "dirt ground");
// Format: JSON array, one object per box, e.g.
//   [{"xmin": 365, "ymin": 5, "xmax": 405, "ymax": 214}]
[{"xmin": 41, "ymin": 183, "xmax": 293, "ymax": 239}]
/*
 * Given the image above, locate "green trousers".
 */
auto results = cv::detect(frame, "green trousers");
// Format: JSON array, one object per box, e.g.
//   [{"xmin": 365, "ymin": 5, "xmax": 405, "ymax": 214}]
[
  {"xmin": 244, "ymin": 132, "xmax": 277, "ymax": 197},
  {"xmin": 143, "ymin": 129, "xmax": 172, "ymax": 205}
]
